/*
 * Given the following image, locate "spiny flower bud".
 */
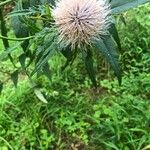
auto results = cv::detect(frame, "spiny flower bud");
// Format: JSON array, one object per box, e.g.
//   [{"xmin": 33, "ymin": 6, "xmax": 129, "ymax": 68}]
[{"xmin": 52, "ymin": 0, "xmax": 111, "ymax": 48}]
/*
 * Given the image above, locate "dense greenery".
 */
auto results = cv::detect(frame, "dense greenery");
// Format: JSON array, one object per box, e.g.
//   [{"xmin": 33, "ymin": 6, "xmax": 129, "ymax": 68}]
[
  {"xmin": 0, "ymin": 3, "xmax": 150, "ymax": 149},
  {"xmin": 0, "ymin": 0, "xmax": 149, "ymax": 90}
]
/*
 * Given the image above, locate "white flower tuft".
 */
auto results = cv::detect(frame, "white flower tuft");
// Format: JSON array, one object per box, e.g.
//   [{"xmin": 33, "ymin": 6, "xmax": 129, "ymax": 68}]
[{"xmin": 52, "ymin": 0, "xmax": 111, "ymax": 48}]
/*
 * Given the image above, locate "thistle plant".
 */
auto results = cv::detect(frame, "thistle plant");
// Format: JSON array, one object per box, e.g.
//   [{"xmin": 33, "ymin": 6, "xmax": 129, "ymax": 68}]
[
  {"xmin": 52, "ymin": 0, "xmax": 111, "ymax": 48},
  {"xmin": 0, "ymin": 0, "xmax": 149, "ymax": 96}
]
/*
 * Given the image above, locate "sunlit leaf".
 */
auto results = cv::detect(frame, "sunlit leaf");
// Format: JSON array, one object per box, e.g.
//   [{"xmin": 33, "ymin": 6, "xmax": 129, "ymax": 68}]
[{"xmin": 34, "ymin": 88, "xmax": 48, "ymax": 103}]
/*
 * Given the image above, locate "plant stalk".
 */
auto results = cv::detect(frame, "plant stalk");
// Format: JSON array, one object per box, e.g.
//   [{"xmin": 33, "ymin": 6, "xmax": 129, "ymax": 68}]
[
  {"xmin": 0, "ymin": 35, "xmax": 34, "ymax": 41},
  {"xmin": 0, "ymin": 0, "xmax": 13, "ymax": 8},
  {"xmin": 0, "ymin": 7, "xmax": 15, "ymax": 67}
]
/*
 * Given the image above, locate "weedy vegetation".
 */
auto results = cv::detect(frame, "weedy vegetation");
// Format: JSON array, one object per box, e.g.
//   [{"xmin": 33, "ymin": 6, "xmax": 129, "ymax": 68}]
[{"xmin": 0, "ymin": 0, "xmax": 150, "ymax": 149}]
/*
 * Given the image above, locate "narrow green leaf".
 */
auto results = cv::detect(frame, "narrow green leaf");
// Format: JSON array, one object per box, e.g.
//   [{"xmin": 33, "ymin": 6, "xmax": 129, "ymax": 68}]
[
  {"xmin": 42, "ymin": 62, "xmax": 51, "ymax": 81},
  {"xmin": 11, "ymin": 70, "xmax": 19, "ymax": 88},
  {"xmin": 120, "ymin": 15, "xmax": 127, "ymax": 25},
  {"xmin": 0, "ymin": 0, "xmax": 13, "ymax": 7},
  {"xmin": 30, "ymin": 29, "xmax": 56, "ymax": 76},
  {"xmin": 93, "ymin": 36, "xmax": 122, "ymax": 85},
  {"xmin": 34, "ymin": 89, "xmax": 48, "ymax": 103},
  {"xmin": 32, "ymin": 49, "xmax": 54, "ymax": 76},
  {"xmin": 103, "ymin": 36, "xmax": 122, "ymax": 85},
  {"xmin": 45, "ymin": 3, "xmax": 52, "ymax": 18},
  {"xmin": 0, "ymin": 42, "xmax": 22, "ymax": 61},
  {"xmin": 19, "ymin": 53, "xmax": 26, "ymax": 69},
  {"xmin": 109, "ymin": 23, "xmax": 121, "ymax": 50},
  {"xmin": 111, "ymin": 0, "xmax": 150, "ymax": 14},
  {"xmin": 142, "ymin": 145, "xmax": 150, "ymax": 150},
  {"xmin": 102, "ymin": 141, "xmax": 120, "ymax": 150},
  {"xmin": 61, "ymin": 45, "xmax": 75, "ymax": 71},
  {"xmin": 84, "ymin": 49, "xmax": 97, "ymax": 88},
  {"xmin": 129, "ymin": 128, "xmax": 146, "ymax": 133},
  {"xmin": 8, "ymin": 10, "xmax": 32, "ymax": 17}
]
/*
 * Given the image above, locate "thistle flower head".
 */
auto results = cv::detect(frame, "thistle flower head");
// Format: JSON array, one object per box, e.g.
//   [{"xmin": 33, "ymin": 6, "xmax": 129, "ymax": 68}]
[{"xmin": 52, "ymin": 0, "xmax": 111, "ymax": 48}]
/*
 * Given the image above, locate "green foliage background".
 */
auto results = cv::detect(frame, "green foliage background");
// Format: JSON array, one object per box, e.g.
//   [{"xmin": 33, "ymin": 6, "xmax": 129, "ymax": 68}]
[{"xmin": 0, "ymin": 2, "xmax": 150, "ymax": 150}]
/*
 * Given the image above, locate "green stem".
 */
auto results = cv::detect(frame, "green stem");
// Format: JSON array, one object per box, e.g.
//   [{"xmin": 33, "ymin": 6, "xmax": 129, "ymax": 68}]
[
  {"xmin": 0, "ymin": 0, "xmax": 13, "ymax": 8},
  {"xmin": 0, "ymin": 35, "xmax": 34, "ymax": 41},
  {"xmin": 0, "ymin": 137, "xmax": 14, "ymax": 150},
  {"xmin": 0, "ymin": 9, "xmax": 9, "ymax": 48},
  {"xmin": 0, "ymin": 8, "xmax": 16, "ymax": 67}
]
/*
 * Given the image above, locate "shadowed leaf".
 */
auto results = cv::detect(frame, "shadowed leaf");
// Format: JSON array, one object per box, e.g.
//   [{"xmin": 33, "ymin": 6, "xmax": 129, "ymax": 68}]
[
  {"xmin": 19, "ymin": 53, "xmax": 26, "ymax": 69},
  {"xmin": 84, "ymin": 49, "xmax": 97, "ymax": 88},
  {"xmin": 109, "ymin": 23, "xmax": 121, "ymax": 50},
  {"xmin": 93, "ymin": 36, "xmax": 122, "ymax": 85},
  {"xmin": 11, "ymin": 70, "xmax": 19, "ymax": 88},
  {"xmin": 42, "ymin": 62, "xmax": 51, "ymax": 81},
  {"xmin": 0, "ymin": 82, "xmax": 3, "ymax": 94}
]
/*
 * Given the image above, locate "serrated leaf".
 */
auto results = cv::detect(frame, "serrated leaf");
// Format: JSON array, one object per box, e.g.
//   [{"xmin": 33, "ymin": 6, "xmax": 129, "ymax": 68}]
[
  {"xmin": 109, "ymin": 23, "xmax": 121, "ymax": 50},
  {"xmin": 32, "ymin": 38, "xmax": 56, "ymax": 76},
  {"xmin": 30, "ymin": 29, "xmax": 56, "ymax": 76},
  {"xmin": 93, "ymin": 36, "xmax": 122, "ymax": 85},
  {"xmin": 32, "ymin": 47, "xmax": 54, "ymax": 76},
  {"xmin": 84, "ymin": 49, "xmax": 97, "ymax": 88},
  {"xmin": 11, "ymin": 15, "xmax": 29, "ymax": 38},
  {"xmin": 34, "ymin": 89, "xmax": 48, "ymax": 103},
  {"xmin": 11, "ymin": 70, "xmax": 19, "ymax": 88}
]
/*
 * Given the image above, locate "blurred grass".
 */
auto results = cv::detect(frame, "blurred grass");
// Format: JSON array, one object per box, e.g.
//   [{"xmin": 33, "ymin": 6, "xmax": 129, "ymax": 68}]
[{"xmin": 0, "ymin": 3, "xmax": 150, "ymax": 150}]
